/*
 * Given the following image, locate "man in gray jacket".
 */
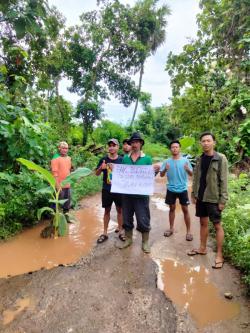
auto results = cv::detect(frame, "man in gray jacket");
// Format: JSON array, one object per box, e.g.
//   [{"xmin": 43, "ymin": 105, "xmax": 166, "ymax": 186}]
[{"xmin": 188, "ymin": 132, "xmax": 228, "ymax": 269}]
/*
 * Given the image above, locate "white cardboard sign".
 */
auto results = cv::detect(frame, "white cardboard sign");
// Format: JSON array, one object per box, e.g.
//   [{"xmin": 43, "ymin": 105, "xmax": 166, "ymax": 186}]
[{"xmin": 111, "ymin": 164, "xmax": 154, "ymax": 195}]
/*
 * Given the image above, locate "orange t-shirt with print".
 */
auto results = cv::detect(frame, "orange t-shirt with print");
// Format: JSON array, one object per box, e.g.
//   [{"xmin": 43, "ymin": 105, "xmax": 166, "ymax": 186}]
[{"xmin": 51, "ymin": 156, "xmax": 71, "ymax": 189}]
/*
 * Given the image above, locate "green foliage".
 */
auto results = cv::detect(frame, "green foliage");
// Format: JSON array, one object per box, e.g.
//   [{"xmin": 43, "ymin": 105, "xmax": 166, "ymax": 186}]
[
  {"xmin": 0, "ymin": 169, "xmax": 49, "ymax": 239},
  {"xmin": 166, "ymin": 0, "xmax": 250, "ymax": 163},
  {"xmin": 72, "ymin": 175, "xmax": 102, "ymax": 208},
  {"xmin": 76, "ymin": 99, "xmax": 103, "ymax": 145},
  {"xmin": 143, "ymin": 139, "xmax": 168, "ymax": 161},
  {"xmin": 61, "ymin": 167, "xmax": 92, "ymax": 187},
  {"xmin": 69, "ymin": 146, "xmax": 100, "ymax": 169},
  {"xmin": 17, "ymin": 158, "xmax": 56, "ymax": 189},
  {"xmin": 0, "ymin": 84, "xmax": 56, "ymax": 170},
  {"xmin": 179, "ymin": 136, "xmax": 196, "ymax": 154},
  {"xmin": 0, "ymin": 0, "xmax": 64, "ymax": 91},
  {"xmin": 135, "ymin": 103, "xmax": 181, "ymax": 146},
  {"xmin": 69, "ymin": 126, "xmax": 83, "ymax": 146},
  {"xmin": 222, "ymin": 175, "xmax": 250, "ymax": 291},
  {"xmin": 92, "ymin": 120, "xmax": 128, "ymax": 145}
]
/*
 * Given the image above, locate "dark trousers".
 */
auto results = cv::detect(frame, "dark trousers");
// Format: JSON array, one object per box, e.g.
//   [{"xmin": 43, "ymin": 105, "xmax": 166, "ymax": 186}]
[
  {"xmin": 122, "ymin": 195, "xmax": 151, "ymax": 233},
  {"xmin": 59, "ymin": 188, "xmax": 71, "ymax": 213}
]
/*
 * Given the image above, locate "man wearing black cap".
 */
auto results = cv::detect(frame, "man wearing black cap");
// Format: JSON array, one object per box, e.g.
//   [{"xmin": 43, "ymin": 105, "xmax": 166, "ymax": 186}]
[
  {"xmin": 95, "ymin": 138, "xmax": 124, "ymax": 243},
  {"xmin": 118, "ymin": 132, "xmax": 154, "ymax": 253}
]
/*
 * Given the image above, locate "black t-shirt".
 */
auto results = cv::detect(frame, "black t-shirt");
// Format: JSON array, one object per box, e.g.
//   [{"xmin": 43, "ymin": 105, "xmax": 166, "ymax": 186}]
[
  {"xmin": 96, "ymin": 155, "xmax": 123, "ymax": 191},
  {"xmin": 198, "ymin": 154, "xmax": 213, "ymax": 200}
]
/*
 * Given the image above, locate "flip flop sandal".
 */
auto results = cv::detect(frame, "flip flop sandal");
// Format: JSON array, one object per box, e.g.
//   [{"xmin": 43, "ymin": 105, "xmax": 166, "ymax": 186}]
[
  {"xmin": 186, "ymin": 233, "xmax": 193, "ymax": 241},
  {"xmin": 119, "ymin": 234, "xmax": 126, "ymax": 242},
  {"xmin": 97, "ymin": 234, "xmax": 108, "ymax": 244},
  {"xmin": 212, "ymin": 261, "xmax": 224, "ymax": 269},
  {"xmin": 187, "ymin": 249, "xmax": 207, "ymax": 256},
  {"xmin": 164, "ymin": 230, "xmax": 173, "ymax": 237}
]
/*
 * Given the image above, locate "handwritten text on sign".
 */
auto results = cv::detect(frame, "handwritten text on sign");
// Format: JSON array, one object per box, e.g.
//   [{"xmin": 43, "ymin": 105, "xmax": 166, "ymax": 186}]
[{"xmin": 111, "ymin": 164, "xmax": 154, "ymax": 195}]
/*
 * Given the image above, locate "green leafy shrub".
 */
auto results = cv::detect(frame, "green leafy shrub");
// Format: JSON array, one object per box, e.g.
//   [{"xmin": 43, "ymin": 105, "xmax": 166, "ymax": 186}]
[
  {"xmin": 222, "ymin": 174, "xmax": 250, "ymax": 292},
  {"xmin": 0, "ymin": 170, "xmax": 49, "ymax": 239},
  {"xmin": 70, "ymin": 146, "xmax": 93, "ymax": 168},
  {"xmin": 70, "ymin": 146, "xmax": 100, "ymax": 169},
  {"xmin": 143, "ymin": 139, "xmax": 168, "ymax": 161},
  {"xmin": 72, "ymin": 175, "xmax": 102, "ymax": 207},
  {"xmin": 92, "ymin": 120, "xmax": 128, "ymax": 145},
  {"xmin": 68, "ymin": 126, "xmax": 83, "ymax": 146},
  {"xmin": 0, "ymin": 85, "xmax": 56, "ymax": 170}
]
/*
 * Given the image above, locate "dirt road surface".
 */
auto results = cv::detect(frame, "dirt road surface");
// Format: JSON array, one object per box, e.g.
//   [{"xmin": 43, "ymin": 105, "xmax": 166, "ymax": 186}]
[{"xmin": 0, "ymin": 177, "xmax": 249, "ymax": 332}]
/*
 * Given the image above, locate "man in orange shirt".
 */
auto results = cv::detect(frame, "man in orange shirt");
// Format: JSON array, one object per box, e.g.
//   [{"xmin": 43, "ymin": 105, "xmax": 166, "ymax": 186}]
[{"xmin": 51, "ymin": 141, "xmax": 72, "ymax": 214}]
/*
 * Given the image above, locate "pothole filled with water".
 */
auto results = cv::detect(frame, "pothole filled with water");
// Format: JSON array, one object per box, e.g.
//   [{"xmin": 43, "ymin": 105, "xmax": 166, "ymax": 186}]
[
  {"xmin": 0, "ymin": 204, "xmax": 103, "ymax": 278},
  {"xmin": 156, "ymin": 258, "xmax": 240, "ymax": 328}
]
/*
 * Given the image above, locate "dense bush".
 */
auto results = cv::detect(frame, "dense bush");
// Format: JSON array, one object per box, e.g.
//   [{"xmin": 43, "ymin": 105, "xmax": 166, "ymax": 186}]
[
  {"xmin": 222, "ymin": 174, "xmax": 250, "ymax": 291},
  {"xmin": 70, "ymin": 146, "xmax": 93, "ymax": 168},
  {"xmin": 92, "ymin": 120, "xmax": 128, "ymax": 145},
  {"xmin": 0, "ymin": 169, "xmax": 49, "ymax": 239},
  {"xmin": 72, "ymin": 175, "xmax": 102, "ymax": 208},
  {"xmin": 143, "ymin": 139, "xmax": 169, "ymax": 161}
]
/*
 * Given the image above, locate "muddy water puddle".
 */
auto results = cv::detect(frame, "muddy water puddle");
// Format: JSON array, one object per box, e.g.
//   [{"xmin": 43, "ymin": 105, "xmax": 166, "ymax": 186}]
[
  {"xmin": 0, "ymin": 205, "xmax": 103, "ymax": 278},
  {"xmin": 157, "ymin": 259, "xmax": 240, "ymax": 328}
]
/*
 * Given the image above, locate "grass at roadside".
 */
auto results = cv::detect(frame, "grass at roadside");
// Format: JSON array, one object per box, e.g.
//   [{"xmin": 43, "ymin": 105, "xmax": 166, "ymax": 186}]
[{"xmin": 220, "ymin": 174, "xmax": 250, "ymax": 293}]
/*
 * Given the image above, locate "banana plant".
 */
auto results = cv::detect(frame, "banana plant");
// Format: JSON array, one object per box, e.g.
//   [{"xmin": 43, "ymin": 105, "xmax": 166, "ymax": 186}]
[{"xmin": 17, "ymin": 158, "xmax": 92, "ymax": 238}]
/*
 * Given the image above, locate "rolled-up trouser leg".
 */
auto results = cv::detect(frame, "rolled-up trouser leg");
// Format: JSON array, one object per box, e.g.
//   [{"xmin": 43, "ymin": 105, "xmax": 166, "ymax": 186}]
[
  {"xmin": 134, "ymin": 196, "xmax": 151, "ymax": 233},
  {"xmin": 122, "ymin": 195, "xmax": 135, "ymax": 231}
]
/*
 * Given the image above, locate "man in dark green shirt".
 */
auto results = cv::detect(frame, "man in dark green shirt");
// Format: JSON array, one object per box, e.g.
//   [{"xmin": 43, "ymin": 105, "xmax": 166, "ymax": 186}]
[
  {"xmin": 118, "ymin": 132, "xmax": 153, "ymax": 253},
  {"xmin": 188, "ymin": 132, "xmax": 228, "ymax": 269}
]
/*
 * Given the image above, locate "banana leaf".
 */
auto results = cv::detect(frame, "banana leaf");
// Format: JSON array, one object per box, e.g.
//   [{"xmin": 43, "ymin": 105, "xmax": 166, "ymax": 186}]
[
  {"xmin": 37, "ymin": 207, "xmax": 55, "ymax": 220},
  {"xmin": 61, "ymin": 167, "xmax": 92, "ymax": 187},
  {"xmin": 49, "ymin": 199, "xmax": 68, "ymax": 205},
  {"xmin": 17, "ymin": 158, "xmax": 56, "ymax": 188},
  {"xmin": 37, "ymin": 186, "xmax": 55, "ymax": 196}
]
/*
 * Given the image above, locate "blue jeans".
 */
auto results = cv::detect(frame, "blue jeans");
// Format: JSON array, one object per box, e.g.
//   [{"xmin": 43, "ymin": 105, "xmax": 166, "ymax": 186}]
[{"xmin": 122, "ymin": 195, "xmax": 151, "ymax": 233}]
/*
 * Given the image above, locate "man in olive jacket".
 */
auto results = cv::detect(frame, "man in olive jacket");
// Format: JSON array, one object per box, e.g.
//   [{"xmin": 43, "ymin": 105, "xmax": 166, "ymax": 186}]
[{"xmin": 188, "ymin": 132, "xmax": 228, "ymax": 269}]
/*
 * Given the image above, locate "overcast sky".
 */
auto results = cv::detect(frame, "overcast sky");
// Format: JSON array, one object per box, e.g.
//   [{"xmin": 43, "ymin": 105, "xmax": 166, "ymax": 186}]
[{"xmin": 48, "ymin": 0, "xmax": 200, "ymax": 124}]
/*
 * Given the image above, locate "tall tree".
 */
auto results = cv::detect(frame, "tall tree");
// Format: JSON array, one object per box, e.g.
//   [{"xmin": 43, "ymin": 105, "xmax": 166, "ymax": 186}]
[
  {"xmin": 129, "ymin": 0, "xmax": 170, "ymax": 126},
  {"xmin": 76, "ymin": 99, "xmax": 103, "ymax": 146},
  {"xmin": 165, "ymin": 0, "xmax": 250, "ymax": 162},
  {"xmin": 63, "ymin": 0, "xmax": 141, "ymax": 144},
  {"xmin": 0, "ymin": 0, "xmax": 64, "ymax": 93}
]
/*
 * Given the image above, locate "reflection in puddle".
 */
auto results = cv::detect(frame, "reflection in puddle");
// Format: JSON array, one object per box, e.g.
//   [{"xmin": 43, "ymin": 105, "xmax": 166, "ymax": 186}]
[
  {"xmin": 0, "ymin": 206, "xmax": 103, "ymax": 278},
  {"xmin": 3, "ymin": 298, "xmax": 32, "ymax": 325},
  {"xmin": 158, "ymin": 259, "xmax": 240, "ymax": 328}
]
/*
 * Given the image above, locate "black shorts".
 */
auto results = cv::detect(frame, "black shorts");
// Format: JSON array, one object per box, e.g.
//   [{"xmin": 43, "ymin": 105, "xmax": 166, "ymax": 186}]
[
  {"xmin": 165, "ymin": 190, "xmax": 190, "ymax": 206},
  {"xmin": 196, "ymin": 200, "xmax": 221, "ymax": 223},
  {"xmin": 102, "ymin": 189, "xmax": 122, "ymax": 208}
]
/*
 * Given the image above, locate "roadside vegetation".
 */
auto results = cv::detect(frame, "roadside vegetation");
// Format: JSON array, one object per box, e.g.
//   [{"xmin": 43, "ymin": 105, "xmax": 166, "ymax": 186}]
[
  {"xmin": 222, "ymin": 175, "xmax": 250, "ymax": 291},
  {"xmin": 0, "ymin": 1, "xmax": 249, "ymax": 289}
]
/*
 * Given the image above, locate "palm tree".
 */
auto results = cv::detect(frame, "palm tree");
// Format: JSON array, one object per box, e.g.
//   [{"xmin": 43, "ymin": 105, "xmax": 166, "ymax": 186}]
[{"xmin": 130, "ymin": 0, "xmax": 170, "ymax": 127}]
